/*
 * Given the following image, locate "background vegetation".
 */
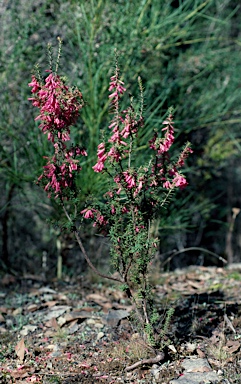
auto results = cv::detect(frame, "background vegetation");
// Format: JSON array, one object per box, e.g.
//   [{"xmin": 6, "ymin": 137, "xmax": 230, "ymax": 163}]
[{"xmin": 1, "ymin": 0, "xmax": 241, "ymax": 277}]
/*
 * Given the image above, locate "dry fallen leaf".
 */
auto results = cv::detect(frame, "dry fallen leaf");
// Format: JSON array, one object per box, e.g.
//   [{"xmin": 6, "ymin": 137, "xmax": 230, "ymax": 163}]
[
  {"xmin": 20, "ymin": 324, "xmax": 38, "ymax": 336},
  {"xmin": 223, "ymin": 340, "xmax": 240, "ymax": 354},
  {"xmin": 26, "ymin": 303, "xmax": 39, "ymax": 312},
  {"xmin": 51, "ymin": 317, "xmax": 59, "ymax": 330},
  {"xmin": 196, "ymin": 348, "xmax": 206, "ymax": 358},
  {"xmin": 185, "ymin": 342, "xmax": 197, "ymax": 353},
  {"xmin": 85, "ymin": 293, "xmax": 113, "ymax": 310},
  {"xmin": 168, "ymin": 344, "xmax": 177, "ymax": 353},
  {"xmin": 11, "ymin": 366, "xmax": 35, "ymax": 379},
  {"xmin": 15, "ymin": 338, "xmax": 25, "ymax": 362}
]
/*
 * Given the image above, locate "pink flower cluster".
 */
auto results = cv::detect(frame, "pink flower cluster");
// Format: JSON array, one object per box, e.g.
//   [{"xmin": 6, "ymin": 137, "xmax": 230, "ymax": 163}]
[
  {"xmin": 91, "ymin": 67, "xmax": 192, "ymax": 212},
  {"xmin": 149, "ymin": 115, "xmax": 193, "ymax": 190},
  {"xmin": 29, "ymin": 72, "xmax": 84, "ymax": 143},
  {"xmin": 38, "ymin": 146, "xmax": 87, "ymax": 197},
  {"xmin": 81, "ymin": 66, "xmax": 193, "ymax": 232},
  {"xmin": 81, "ymin": 208, "xmax": 108, "ymax": 229},
  {"xmin": 108, "ymin": 73, "xmax": 126, "ymax": 103},
  {"xmin": 29, "ymin": 71, "xmax": 86, "ymax": 198},
  {"xmin": 149, "ymin": 116, "xmax": 175, "ymax": 154},
  {"xmin": 92, "ymin": 71, "xmax": 143, "ymax": 174}
]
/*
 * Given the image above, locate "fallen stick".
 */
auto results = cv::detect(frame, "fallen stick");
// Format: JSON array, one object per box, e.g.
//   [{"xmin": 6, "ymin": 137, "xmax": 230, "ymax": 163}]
[
  {"xmin": 125, "ymin": 352, "xmax": 165, "ymax": 372},
  {"xmin": 224, "ymin": 314, "xmax": 236, "ymax": 334}
]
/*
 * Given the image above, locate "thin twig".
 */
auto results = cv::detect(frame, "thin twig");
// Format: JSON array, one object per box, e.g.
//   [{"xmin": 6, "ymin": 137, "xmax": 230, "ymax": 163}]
[
  {"xmin": 125, "ymin": 352, "xmax": 165, "ymax": 372},
  {"xmin": 61, "ymin": 202, "xmax": 123, "ymax": 284},
  {"xmin": 161, "ymin": 247, "xmax": 227, "ymax": 268},
  {"xmin": 224, "ymin": 314, "xmax": 236, "ymax": 334},
  {"xmin": 74, "ymin": 230, "xmax": 123, "ymax": 283},
  {"xmin": 142, "ymin": 298, "xmax": 149, "ymax": 325}
]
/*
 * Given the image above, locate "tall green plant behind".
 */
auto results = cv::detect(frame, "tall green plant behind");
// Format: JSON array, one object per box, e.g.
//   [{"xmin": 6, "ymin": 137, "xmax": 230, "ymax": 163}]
[{"xmin": 1, "ymin": 0, "xmax": 241, "ymax": 272}]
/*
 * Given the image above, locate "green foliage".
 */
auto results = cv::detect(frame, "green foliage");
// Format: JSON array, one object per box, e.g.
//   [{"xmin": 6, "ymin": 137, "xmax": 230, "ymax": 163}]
[{"xmin": 1, "ymin": 0, "xmax": 241, "ymax": 272}]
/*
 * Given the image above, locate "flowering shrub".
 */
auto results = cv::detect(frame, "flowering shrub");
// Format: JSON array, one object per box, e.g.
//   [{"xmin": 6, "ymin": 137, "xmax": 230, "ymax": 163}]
[{"xmin": 29, "ymin": 50, "xmax": 192, "ymax": 346}]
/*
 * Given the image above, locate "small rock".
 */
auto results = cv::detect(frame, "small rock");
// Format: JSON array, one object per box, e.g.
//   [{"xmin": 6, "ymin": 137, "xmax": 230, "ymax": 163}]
[
  {"xmin": 170, "ymin": 357, "xmax": 220, "ymax": 384},
  {"xmin": 20, "ymin": 325, "xmax": 37, "ymax": 336},
  {"xmin": 97, "ymin": 331, "xmax": 105, "ymax": 341},
  {"xmin": 182, "ymin": 357, "xmax": 211, "ymax": 372},
  {"xmin": 105, "ymin": 309, "xmax": 130, "ymax": 327}
]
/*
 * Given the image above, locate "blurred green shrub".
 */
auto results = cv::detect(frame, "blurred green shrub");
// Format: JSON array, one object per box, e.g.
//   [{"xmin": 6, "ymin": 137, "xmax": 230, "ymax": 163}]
[{"xmin": 1, "ymin": 0, "xmax": 241, "ymax": 274}]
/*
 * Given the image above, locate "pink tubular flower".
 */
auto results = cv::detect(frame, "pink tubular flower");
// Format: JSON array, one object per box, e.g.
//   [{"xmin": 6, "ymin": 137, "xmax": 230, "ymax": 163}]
[
  {"xmin": 149, "ymin": 132, "xmax": 158, "ymax": 150},
  {"xmin": 163, "ymin": 173, "xmax": 188, "ymax": 190},
  {"xmin": 90, "ymin": 211, "xmax": 108, "ymax": 228},
  {"xmin": 135, "ymin": 225, "xmax": 144, "ymax": 233},
  {"xmin": 109, "ymin": 130, "xmax": 127, "ymax": 146},
  {"xmin": 96, "ymin": 142, "xmax": 106, "ymax": 160},
  {"xmin": 29, "ymin": 68, "xmax": 87, "ymax": 199},
  {"xmin": 133, "ymin": 176, "xmax": 145, "ymax": 197},
  {"xmin": 81, "ymin": 208, "xmax": 95, "ymax": 219},
  {"xmin": 92, "ymin": 160, "xmax": 105, "ymax": 173},
  {"xmin": 176, "ymin": 145, "xmax": 193, "ymax": 168},
  {"xmin": 163, "ymin": 180, "xmax": 172, "ymax": 189},
  {"xmin": 37, "ymin": 143, "xmax": 85, "ymax": 198},
  {"xmin": 149, "ymin": 114, "xmax": 175, "ymax": 155},
  {"xmin": 29, "ymin": 72, "xmax": 84, "ymax": 143},
  {"xmin": 123, "ymin": 171, "xmax": 136, "ymax": 189},
  {"xmin": 158, "ymin": 117, "xmax": 175, "ymax": 154},
  {"xmin": 79, "ymin": 148, "xmax": 88, "ymax": 156},
  {"xmin": 93, "ymin": 143, "xmax": 108, "ymax": 173},
  {"xmin": 92, "ymin": 65, "xmax": 144, "ymax": 182},
  {"xmin": 172, "ymin": 174, "xmax": 188, "ymax": 189},
  {"xmin": 108, "ymin": 147, "xmax": 121, "ymax": 162},
  {"xmin": 28, "ymin": 76, "xmax": 41, "ymax": 93},
  {"xmin": 109, "ymin": 74, "xmax": 126, "ymax": 102}
]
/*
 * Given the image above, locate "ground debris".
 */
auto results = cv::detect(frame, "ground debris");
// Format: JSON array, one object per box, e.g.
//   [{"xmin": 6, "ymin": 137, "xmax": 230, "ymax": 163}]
[{"xmin": 0, "ymin": 265, "xmax": 241, "ymax": 383}]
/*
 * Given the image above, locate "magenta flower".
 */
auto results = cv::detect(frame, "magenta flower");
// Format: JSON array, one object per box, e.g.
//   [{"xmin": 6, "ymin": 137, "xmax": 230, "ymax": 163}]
[
  {"xmin": 172, "ymin": 174, "xmax": 188, "ymax": 188},
  {"xmin": 109, "ymin": 74, "xmax": 126, "ymax": 102},
  {"xmin": 92, "ymin": 160, "xmax": 105, "ymax": 173},
  {"xmin": 123, "ymin": 171, "xmax": 136, "ymax": 189},
  {"xmin": 28, "ymin": 76, "xmax": 41, "ymax": 93},
  {"xmin": 81, "ymin": 208, "xmax": 95, "ymax": 219},
  {"xmin": 29, "ymin": 72, "xmax": 84, "ymax": 144},
  {"xmin": 176, "ymin": 146, "xmax": 193, "ymax": 168},
  {"xmin": 163, "ymin": 180, "xmax": 172, "ymax": 189},
  {"xmin": 107, "ymin": 147, "xmax": 121, "ymax": 162},
  {"xmin": 29, "ymin": 70, "xmax": 86, "ymax": 198}
]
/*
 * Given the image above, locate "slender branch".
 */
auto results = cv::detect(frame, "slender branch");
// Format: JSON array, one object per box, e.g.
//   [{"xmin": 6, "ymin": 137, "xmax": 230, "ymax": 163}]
[
  {"xmin": 160, "ymin": 246, "xmax": 227, "ymax": 268},
  {"xmin": 123, "ymin": 255, "xmax": 133, "ymax": 281},
  {"xmin": 224, "ymin": 314, "xmax": 236, "ymax": 334},
  {"xmin": 142, "ymin": 297, "xmax": 149, "ymax": 325},
  {"xmin": 125, "ymin": 352, "xmax": 165, "ymax": 372},
  {"xmin": 63, "ymin": 202, "xmax": 146, "ymax": 324},
  {"xmin": 61, "ymin": 202, "xmax": 72, "ymax": 222},
  {"xmin": 74, "ymin": 229, "xmax": 123, "ymax": 283},
  {"xmin": 61, "ymin": 202, "xmax": 123, "ymax": 284},
  {"xmin": 142, "ymin": 278, "xmax": 150, "ymax": 325}
]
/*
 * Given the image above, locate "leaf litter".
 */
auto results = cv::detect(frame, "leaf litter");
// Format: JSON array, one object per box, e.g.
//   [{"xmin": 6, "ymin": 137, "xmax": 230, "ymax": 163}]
[{"xmin": 0, "ymin": 265, "xmax": 241, "ymax": 383}]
